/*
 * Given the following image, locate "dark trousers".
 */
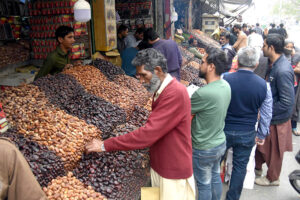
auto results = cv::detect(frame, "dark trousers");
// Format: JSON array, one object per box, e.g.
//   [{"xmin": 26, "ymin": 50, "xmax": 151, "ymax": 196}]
[
  {"xmin": 291, "ymin": 120, "xmax": 297, "ymax": 129},
  {"xmin": 225, "ymin": 130, "xmax": 256, "ymax": 200},
  {"xmin": 291, "ymin": 86, "xmax": 298, "ymax": 129}
]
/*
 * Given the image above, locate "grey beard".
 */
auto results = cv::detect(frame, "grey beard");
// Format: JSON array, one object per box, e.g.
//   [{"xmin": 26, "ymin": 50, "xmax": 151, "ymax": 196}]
[{"xmin": 143, "ymin": 74, "xmax": 161, "ymax": 93}]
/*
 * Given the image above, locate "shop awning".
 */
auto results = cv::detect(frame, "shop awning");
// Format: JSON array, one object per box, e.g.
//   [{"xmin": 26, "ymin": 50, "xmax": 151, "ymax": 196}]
[
  {"xmin": 219, "ymin": 0, "xmax": 253, "ymax": 19},
  {"xmin": 222, "ymin": 0, "xmax": 252, "ymax": 5},
  {"xmin": 200, "ymin": 0, "xmax": 253, "ymax": 16}
]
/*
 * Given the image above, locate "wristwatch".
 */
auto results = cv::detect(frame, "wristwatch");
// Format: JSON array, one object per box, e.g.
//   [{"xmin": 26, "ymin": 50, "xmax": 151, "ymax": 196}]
[{"xmin": 101, "ymin": 143, "xmax": 106, "ymax": 152}]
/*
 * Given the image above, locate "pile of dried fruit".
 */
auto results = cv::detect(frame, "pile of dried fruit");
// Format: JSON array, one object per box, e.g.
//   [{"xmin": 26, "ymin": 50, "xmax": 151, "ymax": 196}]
[
  {"xmin": 93, "ymin": 59, "xmax": 125, "ymax": 81},
  {"xmin": 128, "ymin": 106, "xmax": 150, "ymax": 128},
  {"xmin": 187, "ymin": 61, "xmax": 201, "ymax": 69},
  {"xmin": 34, "ymin": 74, "xmax": 127, "ymax": 134},
  {"xmin": 181, "ymin": 66, "xmax": 199, "ymax": 83},
  {"xmin": 72, "ymin": 120, "xmax": 149, "ymax": 200},
  {"xmin": 113, "ymin": 75, "xmax": 151, "ymax": 106},
  {"xmin": 63, "ymin": 65, "xmax": 138, "ymax": 116},
  {"xmin": 190, "ymin": 78, "xmax": 206, "ymax": 88},
  {"xmin": 1, "ymin": 60, "xmax": 152, "ymax": 199},
  {"xmin": 44, "ymin": 172, "xmax": 106, "ymax": 200},
  {"xmin": 0, "ymin": 85, "xmax": 102, "ymax": 170},
  {"xmin": 191, "ymin": 30, "xmax": 221, "ymax": 49},
  {"xmin": 179, "ymin": 46, "xmax": 194, "ymax": 61},
  {"xmin": 0, "ymin": 43, "xmax": 30, "ymax": 68},
  {"xmin": 2, "ymin": 128, "xmax": 66, "ymax": 187},
  {"xmin": 74, "ymin": 150, "xmax": 149, "ymax": 200},
  {"xmin": 144, "ymin": 98, "xmax": 152, "ymax": 112}
]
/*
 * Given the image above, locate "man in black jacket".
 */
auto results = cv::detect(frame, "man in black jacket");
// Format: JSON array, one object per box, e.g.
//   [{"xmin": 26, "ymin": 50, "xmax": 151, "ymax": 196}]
[
  {"xmin": 278, "ymin": 23, "xmax": 288, "ymax": 39},
  {"xmin": 255, "ymin": 34, "xmax": 295, "ymax": 186}
]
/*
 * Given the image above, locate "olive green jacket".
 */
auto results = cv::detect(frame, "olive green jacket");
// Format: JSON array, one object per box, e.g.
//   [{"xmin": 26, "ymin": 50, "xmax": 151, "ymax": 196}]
[{"xmin": 35, "ymin": 46, "xmax": 70, "ymax": 79}]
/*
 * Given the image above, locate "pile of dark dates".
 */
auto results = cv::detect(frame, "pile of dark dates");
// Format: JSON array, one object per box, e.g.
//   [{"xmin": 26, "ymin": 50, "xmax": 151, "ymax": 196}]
[
  {"xmin": 2, "ymin": 127, "xmax": 66, "ymax": 187},
  {"xmin": 93, "ymin": 59, "xmax": 125, "ymax": 81},
  {"xmin": 34, "ymin": 73, "xmax": 127, "ymax": 133},
  {"xmin": 74, "ymin": 150, "xmax": 149, "ymax": 200},
  {"xmin": 181, "ymin": 65, "xmax": 199, "ymax": 83}
]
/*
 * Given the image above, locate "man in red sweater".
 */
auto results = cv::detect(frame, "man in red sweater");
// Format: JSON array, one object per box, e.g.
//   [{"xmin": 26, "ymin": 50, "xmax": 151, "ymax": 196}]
[{"xmin": 85, "ymin": 48, "xmax": 195, "ymax": 200}]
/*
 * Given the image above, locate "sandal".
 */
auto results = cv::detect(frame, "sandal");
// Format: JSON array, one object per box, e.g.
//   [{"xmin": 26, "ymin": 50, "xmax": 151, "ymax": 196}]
[{"xmin": 292, "ymin": 130, "xmax": 300, "ymax": 136}]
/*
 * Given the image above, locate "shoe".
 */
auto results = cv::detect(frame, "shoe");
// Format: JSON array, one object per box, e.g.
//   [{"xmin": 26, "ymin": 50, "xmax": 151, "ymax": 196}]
[
  {"xmin": 292, "ymin": 129, "xmax": 300, "ymax": 136},
  {"xmin": 255, "ymin": 176, "xmax": 280, "ymax": 186},
  {"xmin": 255, "ymin": 169, "xmax": 263, "ymax": 177}
]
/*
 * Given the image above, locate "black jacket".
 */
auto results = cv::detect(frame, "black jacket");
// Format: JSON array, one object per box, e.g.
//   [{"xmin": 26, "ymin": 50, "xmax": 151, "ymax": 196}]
[
  {"xmin": 254, "ymin": 52, "xmax": 269, "ymax": 79},
  {"xmin": 268, "ymin": 55, "xmax": 295, "ymax": 124}
]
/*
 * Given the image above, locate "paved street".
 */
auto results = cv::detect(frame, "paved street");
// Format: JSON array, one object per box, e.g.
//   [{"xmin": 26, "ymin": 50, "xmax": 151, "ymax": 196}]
[{"xmin": 221, "ymin": 134, "xmax": 300, "ymax": 200}]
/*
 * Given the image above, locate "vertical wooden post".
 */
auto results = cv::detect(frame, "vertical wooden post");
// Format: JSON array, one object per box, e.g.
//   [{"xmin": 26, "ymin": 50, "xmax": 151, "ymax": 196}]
[
  {"xmin": 188, "ymin": 0, "xmax": 193, "ymax": 32},
  {"xmin": 154, "ymin": 0, "xmax": 164, "ymax": 38}
]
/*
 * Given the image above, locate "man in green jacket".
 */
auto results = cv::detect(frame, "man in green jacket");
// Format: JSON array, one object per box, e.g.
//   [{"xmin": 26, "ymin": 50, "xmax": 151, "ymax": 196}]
[{"xmin": 35, "ymin": 26, "xmax": 75, "ymax": 79}]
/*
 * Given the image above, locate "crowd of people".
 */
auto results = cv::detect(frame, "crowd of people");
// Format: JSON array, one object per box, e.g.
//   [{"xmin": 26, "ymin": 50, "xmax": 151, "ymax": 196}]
[
  {"xmin": 86, "ymin": 22, "xmax": 299, "ymax": 200},
  {"xmin": 2, "ymin": 21, "xmax": 299, "ymax": 200}
]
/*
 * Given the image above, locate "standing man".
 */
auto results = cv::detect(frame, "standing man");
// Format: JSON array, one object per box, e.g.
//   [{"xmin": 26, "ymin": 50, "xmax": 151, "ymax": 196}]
[
  {"xmin": 233, "ymin": 24, "xmax": 248, "ymax": 52},
  {"xmin": 268, "ymin": 24, "xmax": 278, "ymax": 34},
  {"xmin": 117, "ymin": 25, "xmax": 129, "ymax": 55},
  {"xmin": 255, "ymin": 34, "xmax": 295, "ymax": 186},
  {"xmin": 35, "ymin": 26, "xmax": 75, "ymax": 79},
  {"xmin": 144, "ymin": 28, "xmax": 182, "ymax": 81},
  {"xmin": 124, "ymin": 27, "xmax": 145, "ymax": 49},
  {"xmin": 85, "ymin": 48, "xmax": 195, "ymax": 200},
  {"xmin": 191, "ymin": 47, "xmax": 231, "ymax": 200},
  {"xmin": 223, "ymin": 47, "xmax": 273, "ymax": 200},
  {"xmin": 220, "ymin": 32, "xmax": 236, "ymax": 72},
  {"xmin": 247, "ymin": 29, "xmax": 263, "ymax": 54},
  {"xmin": 242, "ymin": 23, "xmax": 249, "ymax": 36},
  {"xmin": 254, "ymin": 23, "xmax": 263, "ymax": 36},
  {"xmin": 278, "ymin": 23, "xmax": 288, "ymax": 39}
]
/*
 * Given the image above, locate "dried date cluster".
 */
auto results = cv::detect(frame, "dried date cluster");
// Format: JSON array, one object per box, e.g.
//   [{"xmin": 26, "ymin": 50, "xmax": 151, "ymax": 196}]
[
  {"xmin": 73, "ymin": 150, "xmax": 149, "ymax": 200},
  {"xmin": 191, "ymin": 30, "xmax": 221, "ymax": 49},
  {"xmin": 110, "ymin": 123, "xmax": 138, "ymax": 137},
  {"xmin": 181, "ymin": 65, "xmax": 200, "ymax": 83},
  {"xmin": 93, "ymin": 59, "xmax": 125, "ymax": 81},
  {"xmin": 63, "ymin": 65, "xmax": 138, "ymax": 116},
  {"xmin": 187, "ymin": 61, "xmax": 201, "ymax": 69},
  {"xmin": 128, "ymin": 106, "xmax": 150, "ymax": 128},
  {"xmin": 0, "ymin": 43, "xmax": 30, "ymax": 68},
  {"xmin": 2, "ymin": 128, "xmax": 66, "ymax": 187},
  {"xmin": 190, "ymin": 78, "xmax": 206, "ymax": 88},
  {"xmin": 74, "ymin": 122, "xmax": 149, "ymax": 200},
  {"xmin": 113, "ymin": 75, "xmax": 151, "ymax": 106},
  {"xmin": 34, "ymin": 73, "xmax": 127, "ymax": 133},
  {"xmin": 144, "ymin": 97, "xmax": 153, "ymax": 111},
  {"xmin": 179, "ymin": 46, "xmax": 194, "ymax": 61},
  {"xmin": 0, "ymin": 85, "xmax": 102, "ymax": 170},
  {"xmin": 44, "ymin": 172, "xmax": 106, "ymax": 200}
]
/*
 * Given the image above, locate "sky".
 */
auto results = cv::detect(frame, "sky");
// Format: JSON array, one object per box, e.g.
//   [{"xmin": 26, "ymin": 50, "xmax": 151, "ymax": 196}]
[{"xmin": 242, "ymin": 0, "xmax": 280, "ymax": 25}]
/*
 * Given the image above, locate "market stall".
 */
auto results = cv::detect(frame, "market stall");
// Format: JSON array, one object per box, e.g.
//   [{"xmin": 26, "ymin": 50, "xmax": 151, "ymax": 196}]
[
  {"xmin": 0, "ymin": 0, "xmax": 93, "ymax": 87},
  {"xmin": 0, "ymin": 1, "xmax": 31, "ymax": 69},
  {"xmin": 115, "ymin": 0, "xmax": 154, "ymax": 31},
  {"xmin": 29, "ymin": 0, "xmax": 90, "ymax": 60},
  {"xmin": 0, "ymin": 61, "xmax": 152, "ymax": 200}
]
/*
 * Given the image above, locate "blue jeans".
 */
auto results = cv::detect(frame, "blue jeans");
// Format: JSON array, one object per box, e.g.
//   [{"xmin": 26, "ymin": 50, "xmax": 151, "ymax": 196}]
[
  {"xmin": 193, "ymin": 142, "xmax": 226, "ymax": 200},
  {"xmin": 225, "ymin": 130, "xmax": 256, "ymax": 200}
]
